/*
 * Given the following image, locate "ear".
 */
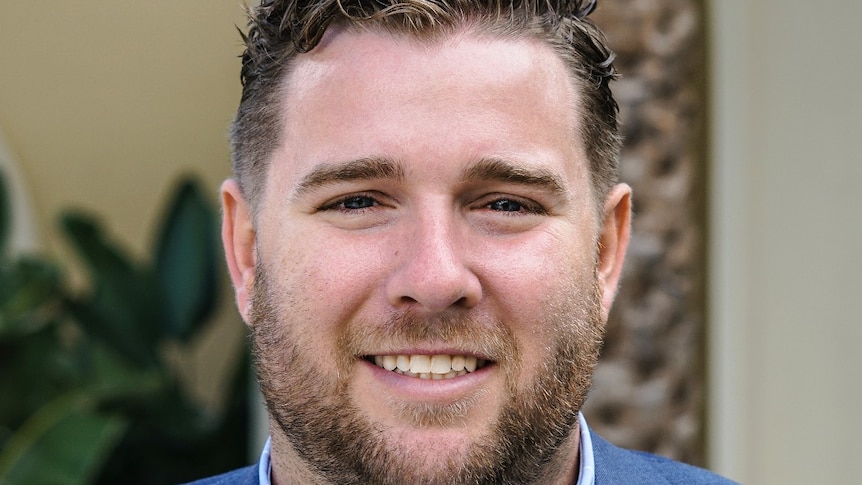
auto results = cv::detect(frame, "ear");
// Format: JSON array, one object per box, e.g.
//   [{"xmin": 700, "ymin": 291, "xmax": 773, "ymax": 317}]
[
  {"xmin": 221, "ymin": 178, "xmax": 257, "ymax": 326},
  {"xmin": 596, "ymin": 183, "xmax": 632, "ymax": 322}
]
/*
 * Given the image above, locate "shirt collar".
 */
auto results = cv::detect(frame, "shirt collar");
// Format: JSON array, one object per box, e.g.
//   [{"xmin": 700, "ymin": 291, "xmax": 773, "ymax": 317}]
[{"xmin": 577, "ymin": 411, "xmax": 596, "ymax": 485}]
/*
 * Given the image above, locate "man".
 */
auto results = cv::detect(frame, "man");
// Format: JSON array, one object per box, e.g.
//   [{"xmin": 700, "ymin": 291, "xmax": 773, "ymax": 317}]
[{"xmin": 191, "ymin": 0, "xmax": 736, "ymax": 483}]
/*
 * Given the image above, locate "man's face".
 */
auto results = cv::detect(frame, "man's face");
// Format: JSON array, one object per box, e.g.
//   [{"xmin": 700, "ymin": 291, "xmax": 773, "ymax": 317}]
[{"xmin": 223, "ymin": 28, "xmax": 630, "ymax": 485}]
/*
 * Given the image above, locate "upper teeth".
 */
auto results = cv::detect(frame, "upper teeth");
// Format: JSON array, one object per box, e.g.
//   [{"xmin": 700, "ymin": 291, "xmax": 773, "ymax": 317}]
[{"xmin": 372, "ymin": 354, "xmax": 484, "ymax": 379}]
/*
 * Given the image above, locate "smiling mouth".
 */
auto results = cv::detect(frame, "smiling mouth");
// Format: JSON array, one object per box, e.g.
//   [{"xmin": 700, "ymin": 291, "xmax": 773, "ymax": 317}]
[{"xmin": 366, "ymin": 354, "xmax": 490, "ymax": 380}]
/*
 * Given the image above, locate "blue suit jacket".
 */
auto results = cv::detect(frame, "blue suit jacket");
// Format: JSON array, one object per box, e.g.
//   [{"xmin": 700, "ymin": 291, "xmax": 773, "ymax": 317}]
[{"xmin": 184, "ymin": 431, "xmax": 737, "ymax": 484}]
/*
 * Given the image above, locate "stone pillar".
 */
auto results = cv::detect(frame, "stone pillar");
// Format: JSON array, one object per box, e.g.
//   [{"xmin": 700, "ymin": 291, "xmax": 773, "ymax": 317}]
[{"xmin": 583, "ymin": 0, "xmax": 709, "ymax": 466}]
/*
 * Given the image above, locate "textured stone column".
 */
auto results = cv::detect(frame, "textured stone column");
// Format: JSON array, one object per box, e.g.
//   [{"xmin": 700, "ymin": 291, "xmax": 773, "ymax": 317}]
[{"xmin": 582, "ymin": 0, "xmax": 709, "ymax": 466}]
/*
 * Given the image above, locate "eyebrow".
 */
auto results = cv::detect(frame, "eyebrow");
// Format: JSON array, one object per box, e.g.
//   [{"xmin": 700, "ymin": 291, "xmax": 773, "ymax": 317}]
[
  {"xmin": 291, "ymin": 156, "xmax": 568, "ymax": 199},
  {"xmin": 292, "ymin": 157, "xmax": 405, "ymax": 198},
  {"xmin": 461, "ymin": 158, "xmax": 568, "ymax": 197}
]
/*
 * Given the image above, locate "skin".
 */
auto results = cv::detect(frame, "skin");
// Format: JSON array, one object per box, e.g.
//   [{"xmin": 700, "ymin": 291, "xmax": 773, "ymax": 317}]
[{"xmin": 222, "ymin": 27, "xmax": 631, "ymax": 485}]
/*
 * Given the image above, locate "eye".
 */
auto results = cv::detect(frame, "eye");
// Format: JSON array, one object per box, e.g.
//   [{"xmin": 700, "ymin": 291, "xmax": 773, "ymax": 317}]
[
  {"xmin": 484, "ymin": 196, "xmax": 546, "ymax": 215},
  {"xmin": 489, "ymin": 199, "xmax": 524, "ymax": 212},
  {"xmin": 319, "ymin": 194, "xmax": 380, "ymax": 212},
  {"xmin": 315, "ymin": 191, "xmax": 396, "ymax": 229},
  {"xmin": 340, "ymin": 195, "xmax": 377, "ymax": 210}
]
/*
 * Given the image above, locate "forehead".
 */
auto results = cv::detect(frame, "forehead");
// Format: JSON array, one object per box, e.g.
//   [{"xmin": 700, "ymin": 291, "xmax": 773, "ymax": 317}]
[
  {"xmin": 284, "ymin": 26, "xmax": 577, "ymax": 118},
  {"xmin": 268, "ymin": 27, "xmax": 588, "ymax": 195}
]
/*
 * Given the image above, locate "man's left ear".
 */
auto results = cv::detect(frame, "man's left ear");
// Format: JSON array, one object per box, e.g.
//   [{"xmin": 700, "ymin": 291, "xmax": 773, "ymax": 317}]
[{"xmin": 596, "ymin": 183, "xmax": 632, "ymax": 321}]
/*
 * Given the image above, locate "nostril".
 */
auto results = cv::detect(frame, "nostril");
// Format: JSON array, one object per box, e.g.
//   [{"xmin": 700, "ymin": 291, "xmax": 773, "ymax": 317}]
[{"xmin": 454, "ymin": 296, "xmax": 471, "ymax": 307}]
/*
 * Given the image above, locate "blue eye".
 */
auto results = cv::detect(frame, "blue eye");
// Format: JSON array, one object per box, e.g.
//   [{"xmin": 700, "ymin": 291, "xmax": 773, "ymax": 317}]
[
  {"xmin": 489, "ymin": 199, "xmax": 523, "ymax": 212},
  {"xmin": 341, "ymin": 196, "xmax": 376, "ymax": 210}
]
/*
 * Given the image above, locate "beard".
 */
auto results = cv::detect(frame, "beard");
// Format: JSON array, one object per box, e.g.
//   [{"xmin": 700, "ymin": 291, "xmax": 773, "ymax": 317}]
[{"xmin": 250, "ymin": 262, "xmax": 605, "ymax": 485}]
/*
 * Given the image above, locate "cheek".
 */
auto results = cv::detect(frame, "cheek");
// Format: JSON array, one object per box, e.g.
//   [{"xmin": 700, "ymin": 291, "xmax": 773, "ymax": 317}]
[
  {"xmin": 479, "ymin": 227, "xmax": 594, "ymax": 300},
  {"xmin": 261, "ymin": 227, "xmax": 393, "ymax": 331},
  {"xmin": 478, "ymin": 230, "xmax": 596, "ymax": 357}
]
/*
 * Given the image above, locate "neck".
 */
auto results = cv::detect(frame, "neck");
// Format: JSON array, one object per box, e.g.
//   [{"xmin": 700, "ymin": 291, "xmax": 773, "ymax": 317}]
[
  {"xmin": 269, "ymin": 425, "xmax": 582, "ymax": 485},
  {"xmin": 532, "ymin": 422, "xmax": 581, "ymax": 485},
  {"xmin": 268, "ymin": 432, "xmax": 330, "ymax": 485}
]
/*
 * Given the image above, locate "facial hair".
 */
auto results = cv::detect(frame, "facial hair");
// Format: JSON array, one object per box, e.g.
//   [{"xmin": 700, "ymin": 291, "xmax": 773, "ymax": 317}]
[{"xmin": 250, "ymin": 262, "xmax": 605, "ymax": 485}]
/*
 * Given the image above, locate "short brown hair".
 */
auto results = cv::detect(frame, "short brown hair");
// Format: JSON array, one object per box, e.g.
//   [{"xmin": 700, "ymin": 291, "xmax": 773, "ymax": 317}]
[{"xmin": 230, "ymin": 0, "xmax": 620, "ymax": 213}]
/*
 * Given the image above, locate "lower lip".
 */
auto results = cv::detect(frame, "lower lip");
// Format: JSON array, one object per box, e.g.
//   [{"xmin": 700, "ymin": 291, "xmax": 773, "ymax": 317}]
[{"xmin": 358, "ymin": 358, "xmax": 494, "ymax": 401}]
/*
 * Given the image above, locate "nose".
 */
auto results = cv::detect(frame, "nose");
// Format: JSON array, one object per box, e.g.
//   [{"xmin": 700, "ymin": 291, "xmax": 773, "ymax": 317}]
[{"xmin": 385, "ymin": 213, "xmax": 482, "ymax": 313}]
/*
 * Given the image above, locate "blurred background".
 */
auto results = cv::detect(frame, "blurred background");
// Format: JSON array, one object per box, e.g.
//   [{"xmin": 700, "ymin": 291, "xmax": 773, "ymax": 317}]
[
  {"xmin": 0, "ymin": 0, "xmax": 246, "ymax": 407},
  {"xmin": 0, "ymin": 0, "xmax": 860, "ymax": 484}
]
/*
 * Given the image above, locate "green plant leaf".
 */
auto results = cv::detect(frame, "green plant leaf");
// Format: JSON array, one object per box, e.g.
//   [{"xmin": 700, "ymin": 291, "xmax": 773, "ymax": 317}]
[
  {"xmin": 0, "ymin": 323, "xmax": 75, "ymax": 435},
  {"xmin": 84, "ymin": 342, "xmax": 165, "ymax": 401},
  {"xmin": 0, "ymin": 258, "xmax": 61, "ymax": 338},
  {"xmin": 60, "ymin": 213, "xmax": 162, "ymax": 368},
  {"xmin": 153, "ymin": 178, "xmax": 218, "ymax": 342},
  {"xmin": 0, "ymin": 394, "xmax": 127, "ymax": 485}
]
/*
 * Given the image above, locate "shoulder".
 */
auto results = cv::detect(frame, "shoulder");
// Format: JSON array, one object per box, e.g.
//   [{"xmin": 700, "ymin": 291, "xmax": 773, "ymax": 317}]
[
  {"xmin": 590, "ymin": 432, "xmax": 738, "ymax": 485},
  {"xmin": 180, "ymin": 465, "xmax": 259, "ymax": 485}
]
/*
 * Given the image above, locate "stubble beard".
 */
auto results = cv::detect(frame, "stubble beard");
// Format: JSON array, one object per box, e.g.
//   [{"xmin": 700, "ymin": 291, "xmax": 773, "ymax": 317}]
[{"xmin": 250, "ymin": 263, "xmax": 605, "ymax": 485}]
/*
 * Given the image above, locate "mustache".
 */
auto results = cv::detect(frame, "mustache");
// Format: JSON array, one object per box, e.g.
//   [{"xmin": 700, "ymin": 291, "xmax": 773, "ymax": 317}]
[{"xmin": 340, "ymin": 310, "xmax": 519, "ymax": 362}]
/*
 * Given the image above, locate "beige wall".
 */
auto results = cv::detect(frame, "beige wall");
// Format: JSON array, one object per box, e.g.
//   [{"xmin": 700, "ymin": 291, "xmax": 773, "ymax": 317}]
[
  {"xmin": 0, "ymin": 1, "xmax": 244, "ymax": 258},
  {"xmin": 709, "ymin": 1, "xmax": 862, "ymax": 483}
]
